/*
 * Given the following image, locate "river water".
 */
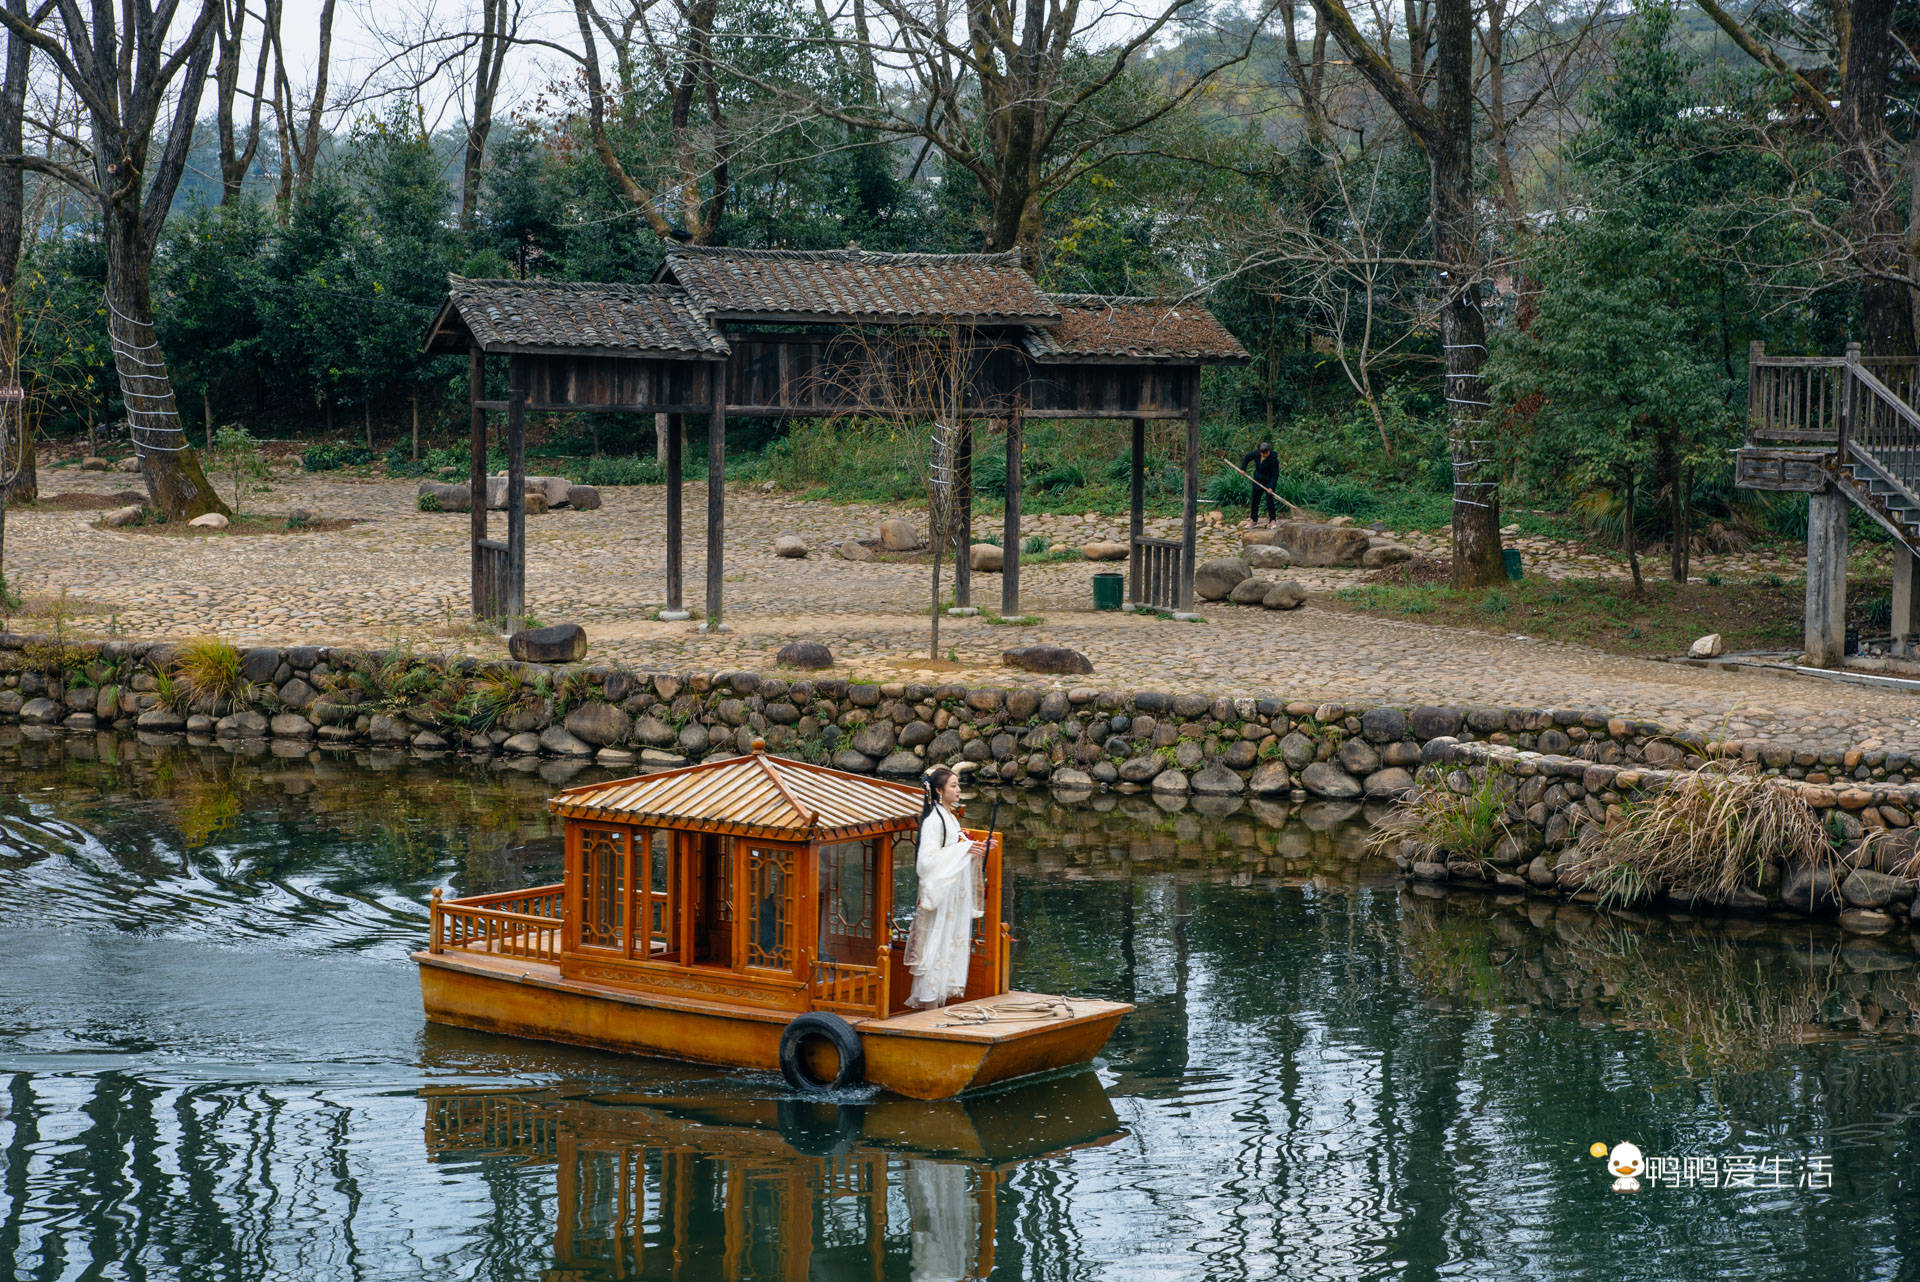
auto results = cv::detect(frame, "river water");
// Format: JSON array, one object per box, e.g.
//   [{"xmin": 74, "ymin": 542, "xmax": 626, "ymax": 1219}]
[{"xmin": 0, "ymin": 729, "xmax": 1915, "ymax": 1281}]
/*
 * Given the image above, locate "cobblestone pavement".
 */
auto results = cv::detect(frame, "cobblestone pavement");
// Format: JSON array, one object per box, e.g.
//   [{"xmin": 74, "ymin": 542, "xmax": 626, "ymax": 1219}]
[{"xmin": 12, "ymin": 467, "xmax": 1916, "ymax": 751}]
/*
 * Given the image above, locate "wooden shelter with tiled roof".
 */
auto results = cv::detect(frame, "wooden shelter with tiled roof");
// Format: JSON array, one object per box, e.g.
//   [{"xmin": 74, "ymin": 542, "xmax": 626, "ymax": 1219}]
[{"xmin": 423, "ymin": 247, "xmax": 1248, "ymax": 625}]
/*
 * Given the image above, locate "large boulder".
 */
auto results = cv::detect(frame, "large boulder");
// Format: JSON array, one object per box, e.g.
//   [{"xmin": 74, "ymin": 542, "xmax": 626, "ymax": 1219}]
[
  {"xmin": 102, "ymin": 504, "xmax": 145, "ymax": 528},
  {"xmin": 417, "ymin": 480, "xmax": 471, "ymax": 512},
  {"xmin": 509, "ymin": 624, "xmax": 587, "ymax": 664},
  {"xmin": 188, "ymin": 512, "xmax": 229, "ymax": 530},
  {"xmin": 565, "ymin": 700, "xmax": 631, "ymax": 747},
  {"xmin": 775, "ymin": 641, "xmax": 834, "ymax": 670},
  {"xmin": 1299, "ymin": 761, "xmax": 1363, "ymax": 798},
  {"xmin": 878, "ymin": 518, "xmax": 922, "ymax": 551},
  {"xmin": 773, "ymin": 534, "xmax": 809, "ymax": 559},
  {"xmin": 1244, "ymin": 544, "xmax": 1293, "ymax": 570},
  {"xmin": 970, "ymin": 543, "xmax": 1004, "ymax": 572},
  {"xmin": 535, "ymin": 476, "xmax": 573, "ymax": 508},
  {"xmin": 1228, "ymin": 577, "xmax": 1273, "ymax": 605},
  {"xmin": 1689, "ymin": 633, "xmax": 1724, "ymax": 658},
  {"xmin": 1268, "ymin": 520, "xmax": 1371, "ymax": 567},
  {"xmin": 566, "ymin": 484, "xmax": 602, "ymax": 511},
  {"xmin": 1263, "ymin": 581, "xmax": 1307, "ymax": 610},
  {"xmin": 1081, "ymin": 541, "xmax": 1129, "ymax": 561},
  {"xmin": 1362, "ymin": 542, "xmax": 1414, "ymax": 568},
  {"xmin": 836, "ymin": 540, "xmax": 875, "ymax": 561},
  {"xmin": 1002, "ymin": 645, "xmax": 1094, "ymax": 675},
  {"xmin": 80, "ymin": 455, "xmax": 110, "ymax": 471},
  {"xmin": 1193, "ymin": 558, "xmax": 1251, "ymax": 602},
  {"xmin": 485, "ymin": 476, "xmax": 551, "ymax": 511}
]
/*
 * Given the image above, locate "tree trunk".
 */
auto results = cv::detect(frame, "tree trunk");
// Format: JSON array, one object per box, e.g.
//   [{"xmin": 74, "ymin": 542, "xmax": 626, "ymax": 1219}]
[
  {"xmin": 1839, "ymin": 0, "xmax": 1913, "ymax": 358},
  {"xmin": 103, "ymin": 213, "xmax": 229, "ymax": 520},
  {"xmin": 1623, "ymin": 466, "xmax": 1643, "ymax": 594},
  {"xmin": 1429, "ymin": 0, "xmax": 1502, "ymax": 588},
  {"xmin": 0, "ymin": 0, "xmax": 29, "ymax": 509}
]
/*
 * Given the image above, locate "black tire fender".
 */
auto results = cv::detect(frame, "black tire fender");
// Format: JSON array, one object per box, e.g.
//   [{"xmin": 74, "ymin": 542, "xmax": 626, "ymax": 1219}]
[{"xmin": 778, "ymin": 1011, "xmax": 865, "ymax": 1093}]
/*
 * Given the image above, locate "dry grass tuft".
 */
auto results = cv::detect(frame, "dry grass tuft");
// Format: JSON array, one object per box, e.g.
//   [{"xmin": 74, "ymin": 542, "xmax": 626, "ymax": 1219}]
[
  {"xmin": 1569, "ymin": 761, "xmax": 1829, "ymax": 908},
  {"xmin": 169, "ymin": 636, "xmax": 251, "ymax": 714},
  {"xmin": 1368, "ymin": 768, "xmax": 1518, "ymax": 864}
]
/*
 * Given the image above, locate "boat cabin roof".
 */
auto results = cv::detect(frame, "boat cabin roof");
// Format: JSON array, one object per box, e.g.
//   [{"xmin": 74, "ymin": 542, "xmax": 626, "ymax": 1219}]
[{"xmin": 548, "ymin": 750, "xmax": 924, "ymax": 842}]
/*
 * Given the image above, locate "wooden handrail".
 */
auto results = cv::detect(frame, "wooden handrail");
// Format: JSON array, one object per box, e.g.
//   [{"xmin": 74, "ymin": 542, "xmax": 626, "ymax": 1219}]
[
  {"xmin": 433, "ymin": 898, "xmax": 564, "ymax": 962},
  {"xmin": 447, "ymin": 882, "xmax": 566, "ymax": 908}
]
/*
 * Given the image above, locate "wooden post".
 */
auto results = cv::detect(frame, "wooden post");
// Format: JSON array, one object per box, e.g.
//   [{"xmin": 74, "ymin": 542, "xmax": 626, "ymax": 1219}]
[
  {"xmin": 1178, "ymin": 377, "xmax": 1200, "ymax": 611},
  {"xmin": 1840, "ymin": 341, "xmax": 1861, "ymax": 458},
  {"xmin": 469, "ymin": 349, "xmax": 488, "ymax": 619},
  {"xmin": 1805, "ymin": 485, "xmax": 1848, "ymax": 667},
  {"xmin": 411, "ymin": 394, "xmax": 420, "ymax": 461},
  {"xmin": 706, "ymin": 378, "xmax": 725, "ymax": 628},
  {"xmin": 1001, "ymin": 410, "xmax": 1023, "ymax": 617},
  {"xmin": 664, "ymin": 410, "xmax": 685, "ymax": 616},
  {"xmin": 506, "ymin": 358, "xmax": 528, "ymax": 625},
  {"xmin": 953, "ymin": 420, "xmax": 973, "ymax": 607},
  {"xmin": 1129, "ymin": 416, "xmax": 1145, "ymax": 605},
  {"xmin": 1894, "ymin": 544, "xmax": 1919, "ymax": 655}
]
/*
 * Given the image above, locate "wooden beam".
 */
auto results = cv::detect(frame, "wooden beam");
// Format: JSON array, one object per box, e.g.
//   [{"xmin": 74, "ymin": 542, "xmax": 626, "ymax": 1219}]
[
  {"xmin": 1129, "ymin": 417, "xmax": 1145, "ymax": 606},
  {"xmin": 506, "ymin": 360, "xmax": 529, "ymax": 624},
  {"xmin": 1002, "ymin": 411, "xmax": 1023, "ymax": 616},
  {"xmin": 1178, "ymin": 381, "xmax": 1200, "ymax": 611},
  {"xmin": 469, "ymin": 349, "xmax": 488, "ymax": 619},
  {"xmin": 706, "ymin": 382, "xmax": 726, "ymax": 628},
  {"xmin": 666, "ymin": 412, "xmax": 684, "ymax": 614},
  {"xmin": 954, "ymin": 422, "xmax": 973, "ymax": 607},
  {"xmin": 1805, "ymin": 486, "xmax": 1848, "ymax": 667},
  {"xmin": 1895, "ymin": 544, "xmax": 1918, "ymax": 655}
]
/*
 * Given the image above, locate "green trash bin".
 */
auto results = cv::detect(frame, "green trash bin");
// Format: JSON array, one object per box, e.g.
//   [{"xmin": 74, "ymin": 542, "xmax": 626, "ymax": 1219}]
[
  {"xmin": 1092, "ymin": 571, "xmax": 1124, "ymax": 611},
  {"xmin": 1503, "ymin": 548, "xmax": 1524, "ymax": 581}
]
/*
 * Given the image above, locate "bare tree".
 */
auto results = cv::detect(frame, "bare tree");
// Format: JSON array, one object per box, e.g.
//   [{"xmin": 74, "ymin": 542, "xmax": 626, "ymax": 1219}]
[
  {"xmin": 0, "ymin": 0, "xmax": 229, "ymax": 519},
  {"xmin": 1697, "ymin": 0, "xmax": 1915, "ymax": 357},
  {"xmin": 1311, "ymin": 0, "xmax": 1504, "ymax": 586},
  {"xmin": 761, "ymin": 0, "xmax": 1276, "ymax": 255},
  {"xmin": 270, "ymin": 0, "xmax": 339, "ymax": 212},
  {"xmin": 214, "ymin": 0, "xmax": 277, "ymax": 201},
  {"xmin": 571, "ymin": 0, "xmax": 731, "ymax": 243},
  {"xmin": 461, "ymin": 0, "xmax": 519, "ymax": 228},
  {"xmin": 0, "ymin": 0, "xmax": 30, "ymax": 533}
]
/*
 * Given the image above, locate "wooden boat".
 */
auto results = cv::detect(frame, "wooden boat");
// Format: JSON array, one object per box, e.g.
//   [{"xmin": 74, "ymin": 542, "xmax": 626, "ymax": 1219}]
[
  {"xmin": 414, "ymin": 743, "xmax": 1131, "ymax": 1099},
  {"xmin": 421, "ymin": 1070, "xmax": 1126, "ymax": 1278}
]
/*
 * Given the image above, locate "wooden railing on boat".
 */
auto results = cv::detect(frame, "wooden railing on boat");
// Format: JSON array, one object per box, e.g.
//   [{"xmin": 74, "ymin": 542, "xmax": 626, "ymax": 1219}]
[
  {"xmin": 429, "ymin": 883, "xmax": 566, "ymax": 963},
  {"xmin": 809, "ymin": 948, "xmax": 888, "ymax": 1018}
]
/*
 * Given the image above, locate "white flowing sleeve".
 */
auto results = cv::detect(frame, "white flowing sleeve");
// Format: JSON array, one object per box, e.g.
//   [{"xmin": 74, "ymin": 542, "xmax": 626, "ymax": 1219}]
[{"xmin": 915, "ymin": 809, "xmax": 976, "ymax": 912}]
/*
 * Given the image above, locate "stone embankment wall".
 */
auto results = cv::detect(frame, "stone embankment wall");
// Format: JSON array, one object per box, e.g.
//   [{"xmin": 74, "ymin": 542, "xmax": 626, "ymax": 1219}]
[
  {"xmin": 2, "ymin": 634, "xmax": 1917, "ymax": 802},
  {"xmin": 1403, "ymin": 739, "xmax": 1920, "ymax": 937}
]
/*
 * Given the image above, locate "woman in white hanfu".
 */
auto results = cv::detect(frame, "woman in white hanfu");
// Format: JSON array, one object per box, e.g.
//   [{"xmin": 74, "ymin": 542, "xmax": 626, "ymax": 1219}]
[{"xmin": 905, "ymin": 766, "xmax": 984, "ymax": 1009}]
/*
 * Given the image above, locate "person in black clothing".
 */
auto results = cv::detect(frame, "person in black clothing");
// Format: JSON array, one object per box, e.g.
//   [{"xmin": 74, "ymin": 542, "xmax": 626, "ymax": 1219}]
[{"xmin": 1242, "ymin": 441, "xmax": 1280, "ymax": 527}]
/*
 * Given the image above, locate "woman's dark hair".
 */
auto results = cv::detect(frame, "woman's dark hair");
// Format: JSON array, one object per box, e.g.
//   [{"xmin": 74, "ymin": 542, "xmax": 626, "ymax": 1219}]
[{"xmin": 920, "ymin": 766, "xmax": 956, "ymax": 842}]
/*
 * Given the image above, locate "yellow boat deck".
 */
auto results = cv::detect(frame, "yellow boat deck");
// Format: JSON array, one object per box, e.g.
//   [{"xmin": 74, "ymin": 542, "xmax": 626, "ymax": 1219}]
[{"xmin": 416, "ymin": 941, "xmax": 1132, "ymax": 1098}]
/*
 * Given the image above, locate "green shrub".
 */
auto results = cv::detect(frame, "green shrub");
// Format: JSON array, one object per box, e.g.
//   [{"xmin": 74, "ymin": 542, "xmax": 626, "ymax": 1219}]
[
  {"xmin": 385, "ymin": 445, "xmax": 429, "ymax": 477},
  {"xmin": 417, "ymin": 492, "xmax": 441, "ymax": 512},
  {"xmin": 302, "ymin": 443, "xmax": 374, "ymax": 472},
  {"xmin": 576, "ymin": 455, "xmax": 663, "ymax": 486}
]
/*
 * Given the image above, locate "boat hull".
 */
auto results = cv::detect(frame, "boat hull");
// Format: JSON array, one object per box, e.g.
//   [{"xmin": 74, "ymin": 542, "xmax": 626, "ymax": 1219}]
[{"xmin": 415, "ymin": 951, "xmax": 1129, "ymax": 1100}]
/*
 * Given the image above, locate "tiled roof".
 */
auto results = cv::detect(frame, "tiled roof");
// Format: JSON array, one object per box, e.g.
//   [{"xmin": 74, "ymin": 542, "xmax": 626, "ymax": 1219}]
[
  {"xmin": 1024, "ymin": 294, "xmax": 1249, "ymax": 364},
  {"xmin": 549, "ymin": 751, "xmax": 925, "ymax": 840},
  {"xmin": 661, "ymin": 246, "xmax": 1062, "ymax": 324},
  {"xmin": 426, "ymin": 277, "xmax": 729, "ymax": 357}
]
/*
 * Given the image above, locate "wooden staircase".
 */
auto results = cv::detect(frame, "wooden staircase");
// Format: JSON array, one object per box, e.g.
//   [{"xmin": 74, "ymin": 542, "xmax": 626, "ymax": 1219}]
[{"xmin": 1736, "ymin": 343, "xmax": 1920, "ymax": 664}]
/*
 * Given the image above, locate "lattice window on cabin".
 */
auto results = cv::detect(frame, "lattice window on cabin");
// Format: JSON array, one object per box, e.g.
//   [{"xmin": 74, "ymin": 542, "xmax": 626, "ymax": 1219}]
[
  {"xmin": 580, "ymin": 826, "xmax": 627, "ymax": 950},
  {"xmin": 640, "ymin": 828, "xmax": 675, "ymax": 958},
  {"xmin": 817, "ymin": 839, "xmax": 876, "ymax": 965},
  {"xmin": 744, "ymin": 846, "xmax": 793, "ymax": 971}
]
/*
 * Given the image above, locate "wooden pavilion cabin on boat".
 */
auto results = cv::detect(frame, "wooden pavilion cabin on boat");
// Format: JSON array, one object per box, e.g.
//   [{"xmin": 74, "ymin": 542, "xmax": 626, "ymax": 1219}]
[
  {"xmin": 421, "ymin": 246, "xmax": 1248, "ymax": 626},
  {"xmin": 414, "ymin": 746, "xmax": 1132, "ymax": 1099}
]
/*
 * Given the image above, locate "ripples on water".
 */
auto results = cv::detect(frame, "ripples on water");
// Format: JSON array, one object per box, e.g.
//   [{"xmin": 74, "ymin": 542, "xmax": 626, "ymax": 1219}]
[{"xmin": 0, "ymin": 728, "xmax": 1915, "ymax": 1281}]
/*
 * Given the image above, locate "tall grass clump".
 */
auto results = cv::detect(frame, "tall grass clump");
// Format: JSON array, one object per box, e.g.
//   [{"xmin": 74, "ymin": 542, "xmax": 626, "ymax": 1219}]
[
  {"xmin": 1369, "ymin": 770, "xmax": 1518, "ymax": 863},
  {"xmin": 169, "ymin": 637, "xmax": 250, "ymax": 713},
  {"xmin": 1569, "ymin": 761, "xmax": 1828, "ymax": 908}
]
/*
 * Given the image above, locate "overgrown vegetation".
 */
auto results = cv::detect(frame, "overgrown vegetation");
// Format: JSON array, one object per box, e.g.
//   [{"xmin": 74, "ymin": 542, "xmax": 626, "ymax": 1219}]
[
  {"xmin": 1566, "ymin": 763, "xmax": 1830, "ymax": 908},
  {"xmin": 167, "ymin": 638, "xmax": 251, "ymax": 714},
  {"xmin": 1369, "ymin": 770, "xmax": 1518, "ymax": 865}
]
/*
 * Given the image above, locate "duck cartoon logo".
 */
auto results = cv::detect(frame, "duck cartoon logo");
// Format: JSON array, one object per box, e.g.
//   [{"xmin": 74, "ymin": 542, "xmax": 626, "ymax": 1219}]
[{"xmin": 1592, "ymin": 1140, "xmax": 1644, "ymax": 1192}]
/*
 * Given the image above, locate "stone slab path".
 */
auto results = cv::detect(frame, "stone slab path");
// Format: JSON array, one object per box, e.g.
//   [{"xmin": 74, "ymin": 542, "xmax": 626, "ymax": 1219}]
[{"xmin": 11, "ymin": 468, "xmax": 1914, "ymax": 751}]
